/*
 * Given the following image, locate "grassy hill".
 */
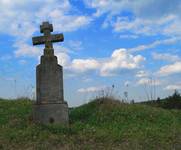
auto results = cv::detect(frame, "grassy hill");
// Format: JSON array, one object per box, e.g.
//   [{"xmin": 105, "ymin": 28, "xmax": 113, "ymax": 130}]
[{"xmin": 0, "ymin": 98, "xmax": 181, "ymax": 150}]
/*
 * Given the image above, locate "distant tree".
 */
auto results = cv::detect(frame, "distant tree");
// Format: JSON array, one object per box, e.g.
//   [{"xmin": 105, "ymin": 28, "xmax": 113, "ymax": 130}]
[
  {"xmin": 164, "ymin": 90, "xmax": 181, "ymax": 109},
  {"xmin": 130, "ymin": 99, "xmax": 134, "ymax": 104},
  {"xmin": 142, "ymin": 90, "xmax": 181, "ymax": 109},
  {"xmin": 157, "ymin": 97, "xmax": 160, "ymax": 102},
  {"xmin": 172, "ymin": 90, "xmax": 180, "ymax": 98}
]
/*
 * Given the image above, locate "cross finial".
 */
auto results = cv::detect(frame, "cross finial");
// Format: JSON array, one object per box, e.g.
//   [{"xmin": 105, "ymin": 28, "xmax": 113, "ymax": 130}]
[
  {"xmin": 32, "ymin": 21, "xmax": 64, "ymax": 55},
  {"xmin": 40, "ymin": 22, "xmax": 53, "ymax": 33}
]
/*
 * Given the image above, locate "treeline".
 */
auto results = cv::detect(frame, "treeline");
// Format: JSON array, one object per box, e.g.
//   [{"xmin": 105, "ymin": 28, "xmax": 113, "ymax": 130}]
[{"xmin": 140, "ymin": 90, "xmax": 181, "ymax": 109}]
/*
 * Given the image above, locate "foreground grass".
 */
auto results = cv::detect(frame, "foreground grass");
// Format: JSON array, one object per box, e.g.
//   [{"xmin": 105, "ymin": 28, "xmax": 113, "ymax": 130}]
[{"xmin": 0, "ymin": 98, "xmax": 181, "ymax": 150}]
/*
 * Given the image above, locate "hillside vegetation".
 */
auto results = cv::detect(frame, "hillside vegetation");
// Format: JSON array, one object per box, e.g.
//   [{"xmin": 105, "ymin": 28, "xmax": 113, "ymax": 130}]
[
  {"xmin": 141, "ymin": 90, "xmax": 181, "ymax": 109},
  {"xmin": 0, "ymin": 98, "xmax": 181, "ymax": 150}
]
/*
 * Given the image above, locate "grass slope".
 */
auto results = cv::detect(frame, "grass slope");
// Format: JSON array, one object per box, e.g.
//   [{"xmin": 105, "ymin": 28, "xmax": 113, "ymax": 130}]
[{"xmin": 0, "ymin": 98, "xmax": 181, "ymax": 150}]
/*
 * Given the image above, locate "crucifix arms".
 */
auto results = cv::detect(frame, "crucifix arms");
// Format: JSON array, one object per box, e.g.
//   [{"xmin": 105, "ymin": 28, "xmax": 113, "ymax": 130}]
[
  {"xmin": 32, "ymin": 34, "xmax": 64, "ymax": 46},
  {"xmin": 32, "ymin": 22, "xmax": 64, "ymax": 49}
]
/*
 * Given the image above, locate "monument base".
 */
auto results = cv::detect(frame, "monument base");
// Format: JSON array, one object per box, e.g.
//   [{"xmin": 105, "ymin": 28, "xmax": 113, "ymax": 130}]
[{"xmin": 33, "ymin": 102, "xmax": 69, "ymax": 125}]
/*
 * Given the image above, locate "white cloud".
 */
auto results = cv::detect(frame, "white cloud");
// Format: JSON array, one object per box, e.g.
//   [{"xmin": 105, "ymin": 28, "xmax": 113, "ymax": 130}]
[
  {"xmin": 0, "ymin": 1, "xmax": 40, "ymax": 37},
  {"xmin": 0, "ymin": 0, "xmax": 92, "ymax": 57},
  {"xmin": 77, "ymin": 86, "xmax": 107, "ymax": 93},
  {"xmin": 84, "ymin": 0, "xmax": 181, "ymax": 37},
  {"xmin": 84, "ymin": 0, "xmax": 181, "ymax": 19},
  {"xmin": 165, "ymin": 84, "xmax": 181, "ymax": 90},
  {"xmin": 49, "ymin": 9, "xmax": 92, "ymax": 32},
  {"xmin": 71, "ymin": 59, "xmax": 100, "ymax": 73},
  {"xmin": 137, "ymin": 78, "xmax": 161, "ymax": 86},
  {"xmin": 67, "ymin": 48, "xmax": 145, "ymax": 76},
  {"xmin": 158, "ymin": 62, "xmax": 181, "ymax": 76},
  {"xmin": 112, "ymin": 15, "xmax": 179, "ymax": 36},
  {"xmin": 56, "ymin": 52, "xmax": 71, "ymax": 67},
  {"xmin": 136, "ymin": 71, "xmax": 148, "ymax": 78},
  {"xmin": 83, "ymin": 0, "xmax": 126, "ymax": 17},
  {"xmin": 163, "ymin": 19, "xmax": 181, "ymax": 36},
  {"xmin": 14, "ymin": 41, "xmax": 41, "ymax": 57},
  {"xmin": 129, "ymin": 37, "xmax": 178, "ymax": 52},
  {"xmin": 112, "ymin": 14, "xmax": 181, "ymax": 40},
  {"xmin": 100, "ymin": 49, "xmax": 145, "ymax": 76},
  {"xmin": 152, "ymin": 52, "xmax": 180, "ymax": 62},
  {"xmin": 0, "ymin": 0, "xmax": 91, "ymax": 35}
]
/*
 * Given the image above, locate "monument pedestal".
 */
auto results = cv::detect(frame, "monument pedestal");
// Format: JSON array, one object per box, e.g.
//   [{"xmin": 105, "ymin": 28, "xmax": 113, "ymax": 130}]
[{"xmin": 33, "ymin": 102, "xmax": 69, "ymax": 124}]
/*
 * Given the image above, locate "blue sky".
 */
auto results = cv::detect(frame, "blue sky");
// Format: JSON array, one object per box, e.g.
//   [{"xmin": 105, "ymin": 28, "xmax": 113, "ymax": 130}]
[{"xmin": 0, "ymin": 0, "xmax": 181, "ymax": 106}]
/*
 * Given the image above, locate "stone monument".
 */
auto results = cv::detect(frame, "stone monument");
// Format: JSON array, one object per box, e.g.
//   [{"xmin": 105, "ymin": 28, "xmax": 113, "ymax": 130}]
[{"xmin": 32, "ymin": 21, "xmax": 69, "ymax": 124}]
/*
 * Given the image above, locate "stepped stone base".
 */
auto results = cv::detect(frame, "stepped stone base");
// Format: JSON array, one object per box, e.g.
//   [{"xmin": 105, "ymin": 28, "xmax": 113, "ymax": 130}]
[{"xmin": 33, "ymin": 102, "xmax": 69, "ymax": 125}]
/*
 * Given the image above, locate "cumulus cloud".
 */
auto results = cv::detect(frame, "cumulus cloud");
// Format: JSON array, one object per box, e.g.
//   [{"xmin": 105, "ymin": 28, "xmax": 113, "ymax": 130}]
[
  {"xmin": 152, "ymin": 52, "xmax": 180, "ymax": 62},
  {"xmin": 158, "ymin": 62, "xmax": 181, "ymax": 76},
  {"xmin": 71, "ymin": 59, "xmax": 100, "ymax": 73},
  {"xmin": 100, "ymin": 49, "xmax": 145, "ymax": 76},
  {"xmin": 0, "ymin": 0, "xmax": 92, "ymax": 57},
  {"xmin": 48, "ymin": 9, "xmax": 92, "ymax": 32},
  {"xmin": 165, "ymin": 84, "xmax": 181, "ymax": 90},
  {"xmin": 77, "ymin": 86, "xmax": 107, "ymax": 93},
  {"xmin": 65, "ymin": 48, "xmax": 145, "ymax": 76},
  {"xmin": 84, "ymin": 0, "xmax": 181, "ymax": 36},
  {"xmin": 0, "ymin": 0, "xmax": 91, "ymax": 36}
]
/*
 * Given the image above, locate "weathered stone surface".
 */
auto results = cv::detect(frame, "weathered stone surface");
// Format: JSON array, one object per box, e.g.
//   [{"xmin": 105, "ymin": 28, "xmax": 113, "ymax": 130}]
[
  {"xmin": 32, "ymin": 34, "xmax": 64, "ymax": 46},
  {"xmin": 33, "ymin": 102, "xmax": 69, "ymax": 124},
  {"xmin": 36, "ymin": 55, "xmax": 64, "ymax": 104},
  {"xmin": 32, "ymin": 21, "xmax": 68, "ymax": 125}
]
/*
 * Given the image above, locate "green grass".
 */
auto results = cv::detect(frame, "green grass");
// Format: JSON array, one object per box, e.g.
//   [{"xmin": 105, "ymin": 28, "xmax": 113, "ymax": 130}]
[{"xmin": 0, "ymin": 98, "xmax": 181, "ymax": 150}]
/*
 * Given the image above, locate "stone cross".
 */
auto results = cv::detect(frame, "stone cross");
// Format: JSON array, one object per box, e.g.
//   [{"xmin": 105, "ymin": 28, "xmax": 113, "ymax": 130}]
[
  {"xmin": 32, "ymin": 21, "xmax": 69, "ymax": 125},
  {"xmin": 32, "ymin": 22, "xmax": 64, "ymax": 53}
]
